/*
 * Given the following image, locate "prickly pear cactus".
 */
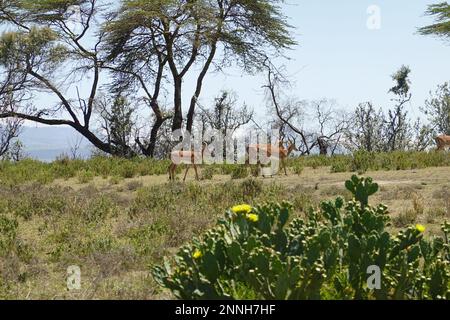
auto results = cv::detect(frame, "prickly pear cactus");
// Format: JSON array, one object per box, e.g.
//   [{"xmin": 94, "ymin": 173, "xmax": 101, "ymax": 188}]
[
  {"xmin": 153, "ymin": 176, "xmax": 450, "ymax": 300},
  {"xmin": 345, "ymin": 175, "xmax": 379, "ymax": 207}
]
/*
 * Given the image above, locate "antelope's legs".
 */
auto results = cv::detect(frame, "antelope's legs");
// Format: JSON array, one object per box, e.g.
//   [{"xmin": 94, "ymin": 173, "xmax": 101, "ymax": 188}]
[
  {"xmin": 183, "ymin": 166, "xmax": 190, "ymax": 182},
  {"xmin": 194, "ymin": 164, "xmax": 199, "ymax": 181},
  {"xmin": 282, "ymin": 159, "xmax": 288, "ymax": 176},
  {"xmin": 168, "ymin": 163, "xmax": 176, "ymax": 181}
]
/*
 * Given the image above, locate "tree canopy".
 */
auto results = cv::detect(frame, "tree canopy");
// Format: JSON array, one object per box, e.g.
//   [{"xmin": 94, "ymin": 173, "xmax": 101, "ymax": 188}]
[
  {"xmin": 419, "ymin": 2, "xmax": 450, "ymax": 42},
  {"xmin": 104, "ymin": 0, "xmax": 296, "ymax": 133},
  {"xmin": 0, "ymin": 0, "xmax": 296, "ymax": 157}
]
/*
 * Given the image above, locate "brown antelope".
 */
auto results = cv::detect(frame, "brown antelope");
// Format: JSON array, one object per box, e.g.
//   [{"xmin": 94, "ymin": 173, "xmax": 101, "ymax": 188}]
[
  {"xmin": 168, "ymin": 143, "xmax": 207, "ymax": 182},
  {"xmin": 435, "ymin": 135, "xmax": 450, "ymax": 151},
  {"xmin": 247, "ymin": 140, "xmax": 297, "ymax": 176}
]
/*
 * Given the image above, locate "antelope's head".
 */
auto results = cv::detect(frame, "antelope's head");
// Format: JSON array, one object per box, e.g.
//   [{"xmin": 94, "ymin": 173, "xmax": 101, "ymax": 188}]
[{"xmin": 287, "ymin": 138, "xmax": 298, "ymax": 155}]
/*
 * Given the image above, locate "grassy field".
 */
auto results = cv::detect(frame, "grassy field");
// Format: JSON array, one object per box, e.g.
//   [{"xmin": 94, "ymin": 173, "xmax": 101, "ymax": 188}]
[{"xmin": 0, "ymin": 153, "xmax": 449, "ymax": 299}]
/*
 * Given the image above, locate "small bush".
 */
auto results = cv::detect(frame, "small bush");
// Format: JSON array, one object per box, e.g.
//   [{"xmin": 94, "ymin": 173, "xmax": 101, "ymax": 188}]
[
  {"xmin": 240, "ymin": 178, "xmax": 263, "ymax": 199},
  {"xmin": 351, "ymin": 150, "xmax": 373, "ymax": 173},
  {"xmin": 77, "ymin": 170, "xmax": 94, "ymax": 184},
  {"xmin": 231, "ymin": 165, "xmax": 249, "ymax": 179},
  {"xmin": 331, "ymin": 159, "xmax": 349, "ymax": 173},
  {"xmin": 0, "ymin": 216, "xmax": 18, "ymax": 256},
  {"xmin": 117, "ymin": 162, "xmax": 136, "ymax": 179}
]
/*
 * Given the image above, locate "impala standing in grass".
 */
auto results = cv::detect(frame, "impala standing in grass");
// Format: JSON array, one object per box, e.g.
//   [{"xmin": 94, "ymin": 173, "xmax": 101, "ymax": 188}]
[
  {"xmin": 169, "ymin": 142, "xmax": 207, "ymax": 182},
  {"xmin": 247, "ymin": 140, "xmax": 298, "ymax": 176}
]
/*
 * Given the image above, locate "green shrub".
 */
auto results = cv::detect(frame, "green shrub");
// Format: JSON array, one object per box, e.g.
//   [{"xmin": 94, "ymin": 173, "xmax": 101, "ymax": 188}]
[
  {"xmin": 77, "ymin": 170, "xmax": 94, "ymax": 184},
  {"xmin": 351, "ymin": 150, "xmax": 374, "ymax": 173},
  {"xmin": 330, "ymin": 159, "xmax": 349, "ymax": 173},
  {"xmin": 116, "ymin": 161, "xmax": 136, "ymax": 179},
  {"xmin": 153, "ymin": 175, "xmax": 450, "ymax": 300},
  {"xmin": 240, "ymin": 178, "xmax": 263, "ymax": 199},
  {"xmin": 250, "ymin": 165, "xmax": 260, "ymax": 177},
  {"xmin": 231, "ymin": 165, "xmax": 249, "ymax": 179}
]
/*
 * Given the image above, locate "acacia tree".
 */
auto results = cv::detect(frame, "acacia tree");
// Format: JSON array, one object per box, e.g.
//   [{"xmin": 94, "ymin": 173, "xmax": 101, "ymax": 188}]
[
  {"xmin": 0, "ymin": 0, "xmax": 125, "ymax": 155},
  {"xmin": 104, "ymin": 0, "xmax": 295, "ymax": 153},
  {"xmin": 419, "ymin": 2, "xmax": 450, "ymax": 42}
]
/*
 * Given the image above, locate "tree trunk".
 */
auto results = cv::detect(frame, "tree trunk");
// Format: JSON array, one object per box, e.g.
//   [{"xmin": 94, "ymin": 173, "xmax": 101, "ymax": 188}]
[
  {"xmin": 73, "ymin": 124, "xmax": 113, "ymax": 155},
  {"xmin": 172, "ymin": 78, "xmax": 183, "ymax": 131},
  {"xmin": 146, "ymin": 117, "xmax": 165, "ymax": 157},
  {"xmin": 318, "ymin": 137, "xmax": 328, "ymax": 155}
]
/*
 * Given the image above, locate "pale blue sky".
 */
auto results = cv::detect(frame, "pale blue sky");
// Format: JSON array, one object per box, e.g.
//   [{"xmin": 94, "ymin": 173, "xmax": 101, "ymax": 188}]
[
  {"xmin": 15, "ymin": 0, "xmax": 450, "ymax": 127},
  {"xmin": 196, "ymin": 0, "xmax": 450, "ymax": 121}
]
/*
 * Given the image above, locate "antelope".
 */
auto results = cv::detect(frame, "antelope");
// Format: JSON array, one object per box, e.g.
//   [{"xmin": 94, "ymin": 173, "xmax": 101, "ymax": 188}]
[
  {"xmin": 247, "ymin": 140, "xmax": 297, "ymax": 176},
  {"xmin": 168, "ymin": 142, "xmax": 207, "ymax": 182},
  {"xmin": 435, "ymin": 135, "xmax": 450, "ymax": 151}
]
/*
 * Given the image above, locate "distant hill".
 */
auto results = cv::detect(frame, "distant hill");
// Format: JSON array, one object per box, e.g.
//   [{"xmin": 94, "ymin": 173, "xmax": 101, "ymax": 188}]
[{"xmin": 18, "ymin": 126, "xmax": 92, "ymax": 162}]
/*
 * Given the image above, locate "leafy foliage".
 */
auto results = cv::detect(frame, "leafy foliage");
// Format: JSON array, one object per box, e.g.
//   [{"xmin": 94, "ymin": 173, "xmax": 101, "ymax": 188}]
[
  {"xmin": 153, "ymin": 175, "xmax": 450, "ymax": 300},
  {"xmin": 419, "ymin": 2, "xmax": 450, "ymax": 41},
  {"xmin": 423, "ymin": 82, "xmax": 450, "ymax": 135}
]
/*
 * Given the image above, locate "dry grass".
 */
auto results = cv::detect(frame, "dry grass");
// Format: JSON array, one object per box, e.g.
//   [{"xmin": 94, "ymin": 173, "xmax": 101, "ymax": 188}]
[{"xmin": 0, "ymin": 165, "xmax": 449, "ymax": 299}]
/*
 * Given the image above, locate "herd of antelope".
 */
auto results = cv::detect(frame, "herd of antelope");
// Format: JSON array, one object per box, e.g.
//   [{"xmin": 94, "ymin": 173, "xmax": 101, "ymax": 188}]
[{"xmin": 168, "ymin": 135, "xmax": 450, "ymax": 181}]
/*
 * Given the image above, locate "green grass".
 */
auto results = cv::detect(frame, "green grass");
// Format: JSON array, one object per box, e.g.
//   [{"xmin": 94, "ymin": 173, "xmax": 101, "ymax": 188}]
[{"xmin": 0, "ymin": 151, "xmax": 448, "ymax": 186}]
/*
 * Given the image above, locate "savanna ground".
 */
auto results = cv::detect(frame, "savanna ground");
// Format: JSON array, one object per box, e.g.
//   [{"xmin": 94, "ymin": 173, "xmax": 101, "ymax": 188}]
[{"xmin": 0, "ymin": 152, "xmax": 449, "ymax": 299}]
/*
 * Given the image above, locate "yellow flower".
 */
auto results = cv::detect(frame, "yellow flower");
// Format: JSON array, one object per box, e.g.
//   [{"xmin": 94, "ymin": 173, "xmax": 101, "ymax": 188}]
[
  {"xmin": 231, "ymin": 204, "xmax": 252, "ymax": 215},
  {"xmin": 246, "ymin": 213, "xmax": 259, "ymax": 223},
  {"xmin": 415, "ymin": 224, "xmax": 426, "ymax": 233},
  {"xmin": 193, "ymin": 249, "xmax": 203, "ymax": 259}
]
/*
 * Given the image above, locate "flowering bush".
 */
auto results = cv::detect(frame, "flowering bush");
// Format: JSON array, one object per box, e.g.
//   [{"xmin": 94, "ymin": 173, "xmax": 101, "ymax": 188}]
[{"xmin": 152, "ymin": 175, "xmax": 450, "ymax": 300}]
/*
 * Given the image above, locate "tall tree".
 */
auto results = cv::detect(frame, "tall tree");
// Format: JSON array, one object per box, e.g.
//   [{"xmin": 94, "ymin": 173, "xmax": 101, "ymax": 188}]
[
  {"xmin": 419, "ymin": 2, "xmax": 450, "ymax": 42},
  {"xmin": 104, "ymin": 0, "xmax": 296, "ymax": 141},
  {"xmin": 0, "ymin": 0, "xmax": 123, "ymax": 155}
]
